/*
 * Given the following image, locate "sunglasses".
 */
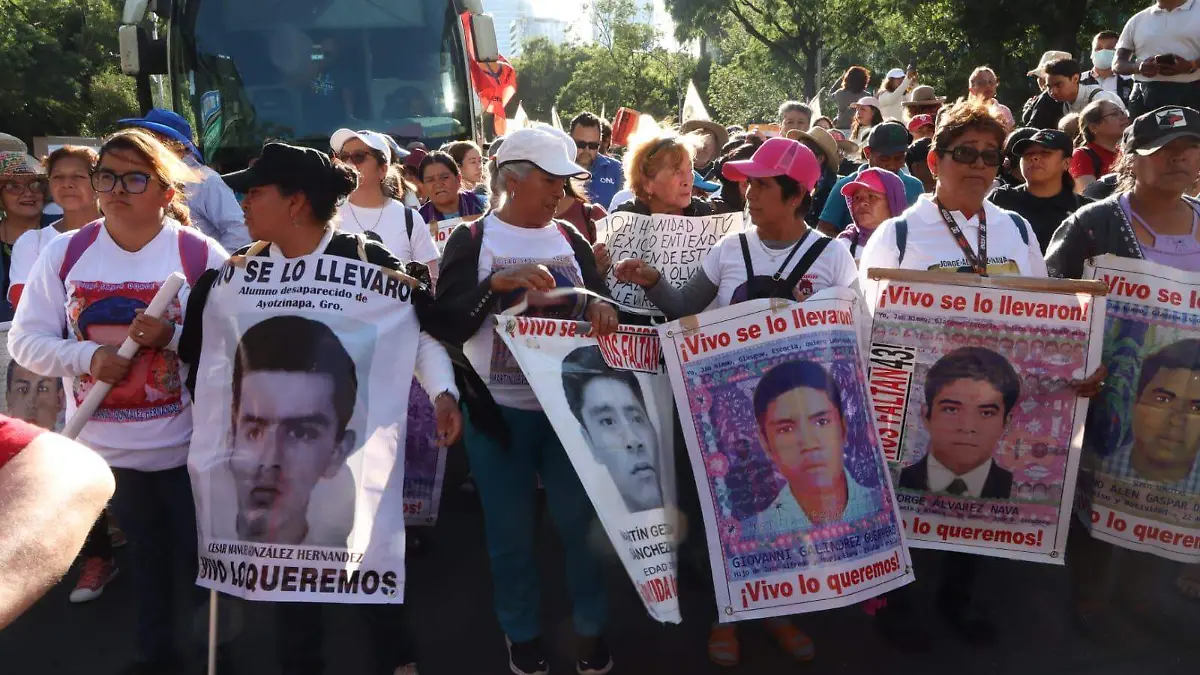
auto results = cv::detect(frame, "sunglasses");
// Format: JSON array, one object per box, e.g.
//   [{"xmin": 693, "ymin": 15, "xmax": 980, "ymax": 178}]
[
  {"xmin": 575, "ymin": 141, "xmax": 601, "ymax": 151},
  {"xmin": 336, "ymin": 151, "xmax": 375, "ymax": 165},
  {"xmin": 91, "ymin": 169, "xmax": 154, "ymax": 194},
  {"xmin": 1, "ymin": 179, "xmax": 47, "ymax": 196},
  {"xmin": 938, "ymin": 146, "xmax": 1003, "ymax": 167}
]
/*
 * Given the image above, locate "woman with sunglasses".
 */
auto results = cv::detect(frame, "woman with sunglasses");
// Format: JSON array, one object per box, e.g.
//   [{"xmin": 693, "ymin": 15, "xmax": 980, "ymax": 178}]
[
  {"xmin": 9, "ymin": 128, "xmax": 226, "ymax": 674},
  {"xmin": 1072, "ymin": 100, "xmax": 1129, "ymax": 193},
  {"xmin": 0, "ymin": 151, "xmax": 47, "ymax": 321},
  {"xmin": 417, "ymin": 152, "xmax": 486, "ymax": 227},
  {"xmin": 330, "ymin": 129, "xmax": 439, "ymax": 277}
]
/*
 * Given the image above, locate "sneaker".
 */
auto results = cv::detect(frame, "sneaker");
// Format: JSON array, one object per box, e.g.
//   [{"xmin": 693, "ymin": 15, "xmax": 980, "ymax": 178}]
[
  {"xmin": 506, "ymin": 637, "xmax": 549, "ymax": 675},
  {"xmin": 69, "ymin": 557, "xmax": 118, "ymax": 604},
  {"xmin": 576, "ymin": 636, "xmax": 612, "ymax": 675}
]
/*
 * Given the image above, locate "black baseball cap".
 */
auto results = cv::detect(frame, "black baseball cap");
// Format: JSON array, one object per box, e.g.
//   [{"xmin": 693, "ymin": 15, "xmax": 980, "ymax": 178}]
[
  {"xmin": 1124, "ymin": 106, "xmax": 1200, "ymax": 156},
  {"xmin": 1012, "ymin": 129, "xmax": 1073, "ymax": 156},
  {"xmin": 867, "ymin": 122, "xmax": 911, "ymax": 155},
  {"xmin": 222, "ymin": 142, "xmax": 338, "ymax": 193}
]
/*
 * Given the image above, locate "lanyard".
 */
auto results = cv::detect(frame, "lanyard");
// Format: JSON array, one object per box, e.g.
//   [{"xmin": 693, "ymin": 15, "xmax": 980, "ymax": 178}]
[
  {"xmin": 769, "ymin": 228, "xmax": 812, "ymax": 281},
  {"xmin": 936, "ymin": 200, "xmax": 987, "ymax": 275}
]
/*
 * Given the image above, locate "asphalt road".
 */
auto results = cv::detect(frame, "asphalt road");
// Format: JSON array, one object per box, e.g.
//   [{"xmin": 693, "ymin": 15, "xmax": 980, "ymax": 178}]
[{"xmin": 3, "ymin": 451, "xmax": 1198, "ymax": 675}]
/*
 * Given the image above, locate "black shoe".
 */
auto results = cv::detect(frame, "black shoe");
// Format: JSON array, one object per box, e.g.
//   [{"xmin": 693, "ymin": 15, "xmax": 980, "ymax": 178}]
[
  {"xmin": 874, "ymin": 601, "xmax": 932, "ymax": 652},
  {"xmin": 506, "ymin": 637, "xmax": 550, "ymax": 675},
  {"xmin": 576, "ymin": 636, "xmax": 613, "ymax": 675},
  {"xmin": 936, "ymin": 598, "xmax": 997, "ymax": 646}
]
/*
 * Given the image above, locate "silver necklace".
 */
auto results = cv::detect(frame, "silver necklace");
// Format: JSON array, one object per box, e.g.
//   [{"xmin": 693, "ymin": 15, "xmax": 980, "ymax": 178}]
[{"xmin": 347, "ymin": 202, "xmax": 385, "ymax": 235}]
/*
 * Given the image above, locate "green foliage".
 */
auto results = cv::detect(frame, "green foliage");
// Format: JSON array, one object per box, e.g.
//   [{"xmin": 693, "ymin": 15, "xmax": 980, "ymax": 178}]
[
  {"xmin": 0, "ymin": 0, "xmax": 137, "ymax": 144},
  {"xmin": 706, "ymin": 23, "xmax": 805, "ymax": 125}
]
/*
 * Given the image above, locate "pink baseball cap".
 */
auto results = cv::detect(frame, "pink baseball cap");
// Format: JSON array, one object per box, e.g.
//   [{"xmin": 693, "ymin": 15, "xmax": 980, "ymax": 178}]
[
  {"xmin": 840, "ymin": 170, "xmax": 887, "ymax": 199},
  {"xmin": 722, "ymin": 137, "xmax": 821, "ymax": 192},
  {"xmin": 907, "ymin": 114, "xmax": 935, "ymax": 133}
]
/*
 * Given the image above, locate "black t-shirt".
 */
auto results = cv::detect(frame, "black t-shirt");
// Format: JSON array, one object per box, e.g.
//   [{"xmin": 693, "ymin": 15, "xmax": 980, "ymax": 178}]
[{"xmin": 988, "ymin": 182, "xmax": 1093, "ymax": 252}]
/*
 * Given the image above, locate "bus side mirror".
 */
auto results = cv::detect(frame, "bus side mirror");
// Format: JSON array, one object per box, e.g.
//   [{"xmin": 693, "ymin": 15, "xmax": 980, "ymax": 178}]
[
  {"xmin": 470, "ymin": 14, "xmax": 499, "ymax": 63},
  {"xmin": 118, "ymin": 24, "xmax": 168, "ymax": 76}
]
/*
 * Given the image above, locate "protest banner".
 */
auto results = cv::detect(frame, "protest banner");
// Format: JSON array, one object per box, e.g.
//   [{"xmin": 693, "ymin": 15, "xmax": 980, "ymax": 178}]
[
  {"xmin": 189, "ymin": 254, "xmax": 423, "ymax": 603},
  {"xmin": 659, "ymin": 291, "xmax": 913, "ymax": 621},
  {"xmin": 0, "ymin": 321, "xmax": 65, "ymax": 432},
  {"xmin": 1079, "ymin": 255, "xmax": 1200, "ymax": 563},
  {"xmin": 866, "ymin": 270, "xmax": 1107, "ymax": 563},
  {"xmin": 596, "ymin": 212, "xmax": 742, "ymax": 315},
  {"xmin": 496, "ymin": 317, "xmax": 682, "ymax": 623},
  {"xmin": 430, "ymin": 213, "xmax": 482, "ymax": 255},
  {"xmin": 402, "ymin": 379, "xmax": 447, "ymax": 526}
]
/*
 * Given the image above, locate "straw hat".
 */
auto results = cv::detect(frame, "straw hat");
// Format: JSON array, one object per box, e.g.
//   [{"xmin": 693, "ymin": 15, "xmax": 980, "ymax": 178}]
[
  {"xmin": 680, "ymin": 119, "xmax": 729, "ymax": 150},
  {"xmin": 1027, "ymin": 50, "xmax": 1073, "ymax": 76},
  {"xmin": 903, "ymin": 85, "xmax": 947, "ymax": 108},
  {"xmin": 0, "ymin": 133, "xmax": 27, "ymax": 153},
  {"xmin": 786, "ymin": 127, "xmax": 839, "ymax": 173},
  {"xmin": 0, "ymin": 150, "xmax": 44, "ymax": 177}
]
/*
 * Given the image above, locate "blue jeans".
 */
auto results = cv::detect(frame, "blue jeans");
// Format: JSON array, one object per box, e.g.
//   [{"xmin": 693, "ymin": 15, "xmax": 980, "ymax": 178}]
[
  {"xmin": 109, "ymin": 465, "xmax": 200, "ymax": 663},
  {"xmin": 464, "ymin": 404, "xmax": 609, "ymax": 642}
]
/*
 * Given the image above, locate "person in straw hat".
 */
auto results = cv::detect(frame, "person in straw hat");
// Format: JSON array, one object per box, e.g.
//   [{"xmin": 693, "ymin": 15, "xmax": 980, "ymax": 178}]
[
  {"xmin": 681, "ymin": 118, "xmax": 730, "ymax": 179},
  {"xmin": 787, "ymin": 126, "xmax": 844, "ymax": 227},
  {"xmin": 902, "ymin": 85, "xmax": 947, "ymax": 123},
  {"xmin": 0, "ymin": 149, "xmax": 46, "ymax": 321}
]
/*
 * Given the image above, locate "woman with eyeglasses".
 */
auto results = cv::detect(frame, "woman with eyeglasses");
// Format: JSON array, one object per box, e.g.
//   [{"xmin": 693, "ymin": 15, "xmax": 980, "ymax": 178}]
[
  {"xmin": 330, "ymin": 129, "xmax": 439, "ymax": 278},
  {"xmin": 417, "ymin": 151, "xmax": 486, "ymax": 227},
  {"xmin": 9, "ymin": 147, "xmax": 102, "ymax": 309},
  {"xmin": 8, "ymin": 128, "xmax": 227, "ymax": 674},
  {"xmin": 1071, "ymin": 100, "xmax": 1129, "ymax": 193},
  {"xmin": 0, "ymin": 151, "xmax": 47, "ymax": 321}
]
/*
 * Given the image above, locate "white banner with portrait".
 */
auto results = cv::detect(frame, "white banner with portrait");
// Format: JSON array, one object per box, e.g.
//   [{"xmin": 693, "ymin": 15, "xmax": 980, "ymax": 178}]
[
  {"xmin": 496, "ymin": 317, "xmax": 682, "ymax": 623},
  {"xmin": 189, "ymin": 255, "xmax": 420, "ymax": 603},
  {"xmin": 0, "ymin": 321, "xmax": 66, "ymax": 432}
]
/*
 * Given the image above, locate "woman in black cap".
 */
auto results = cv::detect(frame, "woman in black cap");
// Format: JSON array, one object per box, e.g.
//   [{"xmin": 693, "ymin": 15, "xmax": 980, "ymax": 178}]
[
  {"xmin": 179, "ymin": 141, "xmax": 463, "ymax": 675},
  {"xmin": 1047, "ymin": 106, "xmax": 1200, "ymax": 640}
]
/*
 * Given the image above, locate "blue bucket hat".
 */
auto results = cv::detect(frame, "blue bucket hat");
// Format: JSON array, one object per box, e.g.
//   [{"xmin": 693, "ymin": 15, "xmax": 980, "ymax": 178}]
[
  {"xmin": 692, "ymin": 170, "xmax": 719, "ymax": 193},
  {"xmin": 118, "ymin": 108, "xmax": 202, "ymax": 162}
]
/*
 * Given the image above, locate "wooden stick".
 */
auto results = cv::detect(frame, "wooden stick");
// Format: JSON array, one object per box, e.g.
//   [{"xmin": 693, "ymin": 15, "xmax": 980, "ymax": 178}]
[{"xmin": 865, "ymin": 269, "xmax": 1109, "ymax": 296}]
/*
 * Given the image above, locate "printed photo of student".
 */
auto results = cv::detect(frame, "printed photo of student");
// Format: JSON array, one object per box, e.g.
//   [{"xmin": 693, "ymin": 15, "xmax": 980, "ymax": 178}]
[
  {"xmin": 753, "ymin": 360, "xmax": 876, "ymax": 527},
  {"xmin": 561, "ymin": 345, "xmax": 663, "ymax": 514},
  {"xmin": 1101, "ymin": 338, "xmax": 1200, "ymax": 491},
  {"xmin": 5, "ymin": 360, "xmax": 63, "ymax": 430},
  {"xmin": 228, "ymin": 315, "xmax": 361, "ymax": 547},
  {"xmin": 900, "ymin": 346, "xmax": 1020, "ymax": 500}
]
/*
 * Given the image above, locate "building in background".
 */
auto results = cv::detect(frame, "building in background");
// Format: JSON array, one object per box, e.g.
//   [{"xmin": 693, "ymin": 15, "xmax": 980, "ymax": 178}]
[{"xmin": 485, "ymin": 0, "xmax": 676, "ymax": 58}]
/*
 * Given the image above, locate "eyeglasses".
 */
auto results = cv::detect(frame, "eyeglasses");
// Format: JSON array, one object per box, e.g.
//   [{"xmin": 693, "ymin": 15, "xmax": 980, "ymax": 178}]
[
  {"xmin": 1, "ymin": 179, "xmax": 47, "ymax": 196},
  {"xmin": 1100, "ymin": 111, "xmax": 1128, "ymax": 122},
  {"xmin": 91, "ymin": 169, "xmax": 154, "ymax": 194},
  {"xmin": 937, "ymin": 146, "xmax": 1003, "ymax": 167},
  {"xmin": 574, "ymin": 141, "xmax": 601, "ymax": 151},
  {"xmin": 336, "ymin": 151, "xmax": 374, "ymax": 165}
]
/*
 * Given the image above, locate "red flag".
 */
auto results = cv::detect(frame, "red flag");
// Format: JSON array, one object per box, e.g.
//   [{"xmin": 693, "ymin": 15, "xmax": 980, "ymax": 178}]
[{"xmin": 461, "ymin": 13, "xmax": 516, "ymax": 136}]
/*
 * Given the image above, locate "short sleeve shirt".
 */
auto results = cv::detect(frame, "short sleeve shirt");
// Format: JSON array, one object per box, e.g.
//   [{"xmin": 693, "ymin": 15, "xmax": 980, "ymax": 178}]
[{"xmin": 1117, "ymin": 0, "xmax": 1200, "ymax": 83}]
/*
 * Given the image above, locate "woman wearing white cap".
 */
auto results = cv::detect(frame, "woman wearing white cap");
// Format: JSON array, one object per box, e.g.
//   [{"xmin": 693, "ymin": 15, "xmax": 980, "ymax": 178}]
[
  {"xmin": 615, "ymin": 137, "xmax": 858, "ymax": 667},
  {"xmin": 850, "ymin": 97, "xmax": 885, "ymax": 146},
  {"xmin": 435, "ymin": 126, "xmax": 618, "ymax": 675},
  {"xmin": 330, "ymin": 129, "xmax": 440, "ymax": 276},
  {"xmin": 877, "ymin": 66, "xmax": 917, "ymax": 122}
]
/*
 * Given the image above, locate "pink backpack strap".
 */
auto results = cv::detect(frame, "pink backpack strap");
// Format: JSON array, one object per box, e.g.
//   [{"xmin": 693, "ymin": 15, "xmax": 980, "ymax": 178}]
[
  {"xmin": 58, "ymin": 220, "xmax": 104, "ymax": 282},
  {"xmin": 176, "ymin": 227, "xmax": 211, "ymax": 287},
  {"xmin": 555, "ymin": 221, "xmax": 573, "ymax": 244}
]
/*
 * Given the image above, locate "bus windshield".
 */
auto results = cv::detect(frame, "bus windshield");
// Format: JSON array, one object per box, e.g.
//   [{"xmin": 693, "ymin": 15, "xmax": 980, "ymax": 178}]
[{"xmin": 176, "ymin": 0, "xmax": 473, "ymax": 168}]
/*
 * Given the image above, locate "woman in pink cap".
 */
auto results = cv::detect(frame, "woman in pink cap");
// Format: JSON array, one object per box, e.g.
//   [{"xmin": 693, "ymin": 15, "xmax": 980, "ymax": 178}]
[
  {"xmin": 836, "ymin": 167, "xmax": 910, "ymax": 262},
  {"xmin": 615, "ymin": 136, "xmax": 859, "ymax": 667}
]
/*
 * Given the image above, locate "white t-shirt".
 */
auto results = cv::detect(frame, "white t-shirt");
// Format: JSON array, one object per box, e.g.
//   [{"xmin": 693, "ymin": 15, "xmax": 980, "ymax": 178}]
[
  {"xmin": 465, "ymin": 214, "xmax": 588, "ymax": 410},
  {"xmin": 701, "ymin": 229, "xmax": 860, "ymax": 307},
  {"xmin": 9, "ymin": 225, "xmax": 67, "ymax": 307},
  {"xmin": 858, "ymin": 195, "xmax": 1048, "ymax": 310},
  {"xmin": 336, "ymin": 200, "xmax": 439, "ymax": 264},
  {"xmin": 7, "ymin": 218, "xmax": 228, "ymax": 470},
  {"xmin": 1066, "ymin": 84, "xmax": 1126, "ymax": 114},
  {"xmin": 1118, "ymin": 0, "xmax": 1200, "ymax": 83}
]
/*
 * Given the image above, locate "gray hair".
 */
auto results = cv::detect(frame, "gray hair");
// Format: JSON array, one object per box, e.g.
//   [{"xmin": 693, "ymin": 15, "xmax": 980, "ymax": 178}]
[{"xmin": 489, "ymin": 160, "xmax": 536, "ymax": 211}]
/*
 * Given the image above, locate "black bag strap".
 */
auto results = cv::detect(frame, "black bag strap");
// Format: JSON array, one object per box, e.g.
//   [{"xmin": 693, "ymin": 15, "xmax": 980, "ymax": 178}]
[
  {"xmin": 738, "ymin": 233, "xmax": 754, "ymax": 279},
  {"xmin": 405, "ymin": 207, "xmax": 414, "ymax": 239},
  {"xmin": 778, "ymin": 236, "xmax": 832, "ymax": 294},
  {"xmin": 1084, "ymin": 147, "xmax": 1103, "ymax": 177}
]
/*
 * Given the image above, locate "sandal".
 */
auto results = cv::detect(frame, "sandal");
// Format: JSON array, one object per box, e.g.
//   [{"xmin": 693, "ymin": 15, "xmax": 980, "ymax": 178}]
[
  {"xmin": 707, "ymin": 624, "xmax": 740, "ymax": 667},
  {"xmin": 763, "ymin": 617, "xmax": 815, "ymax": 661},
  {"xmin": 1175, "ymin": 568, "xmax": 1200, "ymax": 602}
]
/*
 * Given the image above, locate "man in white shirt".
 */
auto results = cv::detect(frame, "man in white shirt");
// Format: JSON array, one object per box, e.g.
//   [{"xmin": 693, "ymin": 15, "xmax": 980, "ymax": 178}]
[
  {"xmin": 898, "ymin": 347, "xmax": 1020, "ymax": 499},
  {"xmin": 1044, "ymin": 58, "xmax": 1127, "ymax": 115},
  {"xmin": 1115, "ymin": 0, "xmax": 1200, "ymax": 114},
  {"xmin": 1080, "ymin": 31, "xmax": 1135, "ymax": 106},
  {"xmin": 229, "ymin": 316, "xmax": 359, "ymax": 547}
]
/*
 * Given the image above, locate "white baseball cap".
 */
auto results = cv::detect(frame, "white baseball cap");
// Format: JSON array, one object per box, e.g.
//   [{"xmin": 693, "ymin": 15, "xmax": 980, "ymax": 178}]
[
  {"xmin": 496, "ymin": 127, "xmax": 590, "ymax": 179},
  {"xmin": 886, "ymin": 68, "xmax": 906, "ymax": 79},
  {"xmin": 330, "ymin": 128, "xmax": 391, "ymax": 163}
]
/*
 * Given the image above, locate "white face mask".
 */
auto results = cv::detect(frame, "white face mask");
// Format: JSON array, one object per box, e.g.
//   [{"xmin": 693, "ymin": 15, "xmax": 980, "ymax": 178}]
[{"xmin": 1093, "ymin": 49, "xmax": 1116, "ymax": 70}]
